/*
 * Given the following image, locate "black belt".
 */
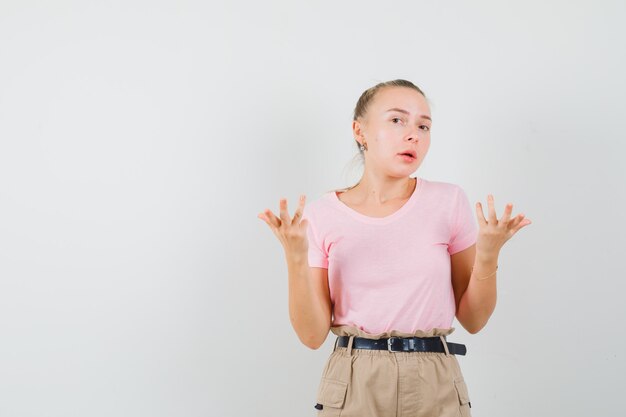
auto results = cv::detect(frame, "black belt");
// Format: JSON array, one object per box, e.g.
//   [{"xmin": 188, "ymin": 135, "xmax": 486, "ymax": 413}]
[{"xmin": 335, "ymin": 335, "xmax": 467, "ymax": 355}]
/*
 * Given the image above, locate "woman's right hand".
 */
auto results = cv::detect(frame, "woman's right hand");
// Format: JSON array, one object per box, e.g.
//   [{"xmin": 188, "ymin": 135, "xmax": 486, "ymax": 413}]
[{"xmin": 257, "ymin": 195, "xmax": 309, "ymax": 257}]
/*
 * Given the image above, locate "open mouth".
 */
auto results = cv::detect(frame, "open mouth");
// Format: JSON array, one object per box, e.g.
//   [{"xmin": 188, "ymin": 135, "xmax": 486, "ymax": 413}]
[
  {"xmin": 398, "ymin": 149, "xmax": 416, "ymax": 157},
  {"xmin": 398, "ymin": 151, "xmax": 416, "ymax": 160}
]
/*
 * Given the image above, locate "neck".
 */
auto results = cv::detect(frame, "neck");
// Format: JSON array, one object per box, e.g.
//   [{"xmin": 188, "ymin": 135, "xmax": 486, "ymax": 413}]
[{"xmin": 352, "ymin": 175, "xmax": 416, "ymax": 205}]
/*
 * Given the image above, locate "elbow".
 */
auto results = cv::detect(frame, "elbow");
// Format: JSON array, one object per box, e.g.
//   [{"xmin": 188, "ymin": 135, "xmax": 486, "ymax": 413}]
[
  {"xmin": 304, "ymin": 340, "xmax": 323, "ymax": 350},
  {"xmin": 467, "ymin": 326, "xmax": 482, "ymax": 335},
  {"xmin": 305, "ymin": 333, "xmax": 329, "ymax": 350},
  {"xmin": 457, "ymin": 304, "xmax": 495, "ymax": 335},
  {"xmin": 299, "ymin": 329, "xmax": 330, "ymax": 350},
  {"xmin": 464, "ymin": 319, "xmax": 488, "ymax": 334},
  {"xmin": 457, "ymin": 314, "xmax": 486, "ymax": 335}
]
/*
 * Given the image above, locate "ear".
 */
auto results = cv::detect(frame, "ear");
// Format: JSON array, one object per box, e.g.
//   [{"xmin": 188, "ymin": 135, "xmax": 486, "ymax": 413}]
[{"xmin": 352, "ymin": 119, "xmax": 364, "ymax": 140}]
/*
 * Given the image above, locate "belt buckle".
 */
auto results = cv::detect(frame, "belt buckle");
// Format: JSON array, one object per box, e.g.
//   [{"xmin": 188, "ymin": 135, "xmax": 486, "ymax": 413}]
[{"xmin": 387, "ymin": 337, "xmax": 401, "ymax": 352}]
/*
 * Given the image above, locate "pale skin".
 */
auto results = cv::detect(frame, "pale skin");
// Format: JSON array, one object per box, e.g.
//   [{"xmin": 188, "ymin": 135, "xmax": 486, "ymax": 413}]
[{"xmin": 258, "ymin": 86, "xmax": 531, "ymax": 348}]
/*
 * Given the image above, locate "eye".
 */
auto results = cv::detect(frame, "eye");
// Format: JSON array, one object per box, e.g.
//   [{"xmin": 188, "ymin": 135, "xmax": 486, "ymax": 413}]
[
  {"xmin": 420, "ymin": 125, "xmax": 430, "ymax": 131},
  {"xmin": 391, "ymin": 117, "xmax": 403, "ymax": 124}
]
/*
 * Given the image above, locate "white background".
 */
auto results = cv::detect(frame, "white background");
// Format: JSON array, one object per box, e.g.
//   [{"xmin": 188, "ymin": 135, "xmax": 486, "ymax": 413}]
[{"xmin": 1, "ymin": 1, "xmax": 625, "ymax": 416}]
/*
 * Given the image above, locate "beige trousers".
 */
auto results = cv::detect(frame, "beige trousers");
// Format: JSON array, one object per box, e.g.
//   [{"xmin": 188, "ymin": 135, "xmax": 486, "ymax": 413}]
[{"xmin": 314, "ymin": 325, "xmax": 472, "ymax": 417}]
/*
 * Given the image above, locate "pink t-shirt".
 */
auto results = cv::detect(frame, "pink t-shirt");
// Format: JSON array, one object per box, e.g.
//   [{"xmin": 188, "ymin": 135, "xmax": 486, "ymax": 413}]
[{"xmin": 301, "ymin": 177, "xmax": 477, "ymax": 334}]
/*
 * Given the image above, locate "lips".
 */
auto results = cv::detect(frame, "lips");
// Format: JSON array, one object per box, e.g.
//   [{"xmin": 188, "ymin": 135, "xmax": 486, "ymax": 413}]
[{"xmin": 398, "ymin": 150, "xmax": 416, "ymax": 158}]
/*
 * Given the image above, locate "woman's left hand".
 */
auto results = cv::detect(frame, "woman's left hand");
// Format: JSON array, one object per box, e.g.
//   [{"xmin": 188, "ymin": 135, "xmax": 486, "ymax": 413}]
[{"xmin": 475, "ymin": 194, "xmax": 531, "ymax": 259}]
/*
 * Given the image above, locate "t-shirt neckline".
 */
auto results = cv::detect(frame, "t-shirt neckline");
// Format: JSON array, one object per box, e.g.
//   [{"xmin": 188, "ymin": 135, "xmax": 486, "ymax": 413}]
[{"xmin": 328, "ymin": 177, "xmax": 424, "ymax": 225}]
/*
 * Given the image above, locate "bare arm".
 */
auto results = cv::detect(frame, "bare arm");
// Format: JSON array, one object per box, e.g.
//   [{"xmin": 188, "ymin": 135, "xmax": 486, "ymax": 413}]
[
  {"xmin": 451, "ymin": 243, "xmax": 498, "ymax": 334},
  {"xmin": 452, "ymin": 194, "xmax": 532, "ymax": 334},
  {"xmin": 258, "ymin": 194, "xmax": 332, "ymax": 350},
  {"xmin": 286, "ymin": 255, "xmax": 332, "ymax": 349}
]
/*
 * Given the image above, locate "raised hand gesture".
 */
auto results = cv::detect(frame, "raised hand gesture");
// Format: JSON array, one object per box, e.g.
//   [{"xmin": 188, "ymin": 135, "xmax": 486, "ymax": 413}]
[
  {"xmin": 257, "ymin": 195, "xmax": 309, "ymax": 257},
  {"xmin": 475, "ymin": 194, "xmax": 532, "ymax": 258}
]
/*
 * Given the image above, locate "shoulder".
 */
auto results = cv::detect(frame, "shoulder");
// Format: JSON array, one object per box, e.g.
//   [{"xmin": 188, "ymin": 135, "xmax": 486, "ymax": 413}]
[
  {"xmin": 421, "ymin": 178, "xmax": 463, "ymax": 191},
  {"xmin": 419, "ymin": 178, "xmax": 466, "ymax": 200},
  {"xmin": 302, "ymin": 191, "xmax": 333, "ymax": 219}
]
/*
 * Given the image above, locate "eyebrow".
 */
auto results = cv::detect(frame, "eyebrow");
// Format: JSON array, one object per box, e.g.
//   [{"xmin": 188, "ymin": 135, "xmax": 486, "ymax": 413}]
[{"xmin": 385, "ymin": 108, "xmax": 432, "ymax": 121}]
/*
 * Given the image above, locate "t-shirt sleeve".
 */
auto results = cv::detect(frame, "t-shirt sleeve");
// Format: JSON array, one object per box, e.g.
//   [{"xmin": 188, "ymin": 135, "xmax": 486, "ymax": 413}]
[
  {"xmin": 302, "ymin": 203, "xmax": 329, "ymax": 269},
  {"xmin": 448, "ymin": 186, "xmax": 478, "ymax": 255}
]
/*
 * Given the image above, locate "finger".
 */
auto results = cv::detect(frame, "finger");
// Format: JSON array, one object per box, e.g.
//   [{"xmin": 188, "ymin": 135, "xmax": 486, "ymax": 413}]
[
  {"xmin": 511, "ymin": 215, "xmax": 532, "ymax": 232},
  {"xmin": 506, "ymin": 213, "xmax": 524, "ymax": 230},
  {"xmin": 475, "ymin": 201, "xmax": 487, "ymax": 225},
  {"xmin": 264, "ymin": 208, "xmax": 282, "ymax": 228},
  {"xmin": 292, "ymin": 194, "xmax": 306, "ymax": 223},
  {"xmin": 499, "ymin": 202, "xmax": 513, "ymax": 226},
  {"xmin": 487, "ymin": 194, "xmax": 498, "ymax": 224},
  {"xmin": 279, "ymin": 198, "xmax": 292, "ymax": 225},
  {"xmin": 258, "ymin": 212, "xmax": 281, "ymax": 237}
]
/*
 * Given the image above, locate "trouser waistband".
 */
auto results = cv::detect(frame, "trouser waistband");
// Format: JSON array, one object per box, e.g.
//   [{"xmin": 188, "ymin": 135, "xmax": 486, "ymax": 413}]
[{"xmin": 335, "ymin": 335, "xmax": 467, "ymax": 355}]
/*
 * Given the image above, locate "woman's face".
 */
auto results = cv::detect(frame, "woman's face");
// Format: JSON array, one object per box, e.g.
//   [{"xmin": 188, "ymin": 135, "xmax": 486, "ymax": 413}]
[{"xmin": 354, "ymin": 86, "xmax": 432, "ymax": 178}]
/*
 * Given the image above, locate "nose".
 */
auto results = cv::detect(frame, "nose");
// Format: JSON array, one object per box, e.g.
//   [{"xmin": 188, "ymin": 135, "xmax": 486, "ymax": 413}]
[{"xmin": 407, "ymin": 125, "xmax": 425, "ymax": 142}]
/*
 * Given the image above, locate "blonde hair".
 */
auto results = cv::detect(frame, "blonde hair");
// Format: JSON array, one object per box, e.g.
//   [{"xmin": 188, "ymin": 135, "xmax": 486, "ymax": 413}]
[{"xmin": 328, "ymin": 79, "xmax": 427, "ymax": 194}]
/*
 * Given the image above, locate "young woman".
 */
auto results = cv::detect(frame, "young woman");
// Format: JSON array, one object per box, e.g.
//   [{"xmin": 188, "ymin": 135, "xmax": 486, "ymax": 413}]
[{"xmin": 257, "ymin": 79, "xmax": 531, "ymax": 417}]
